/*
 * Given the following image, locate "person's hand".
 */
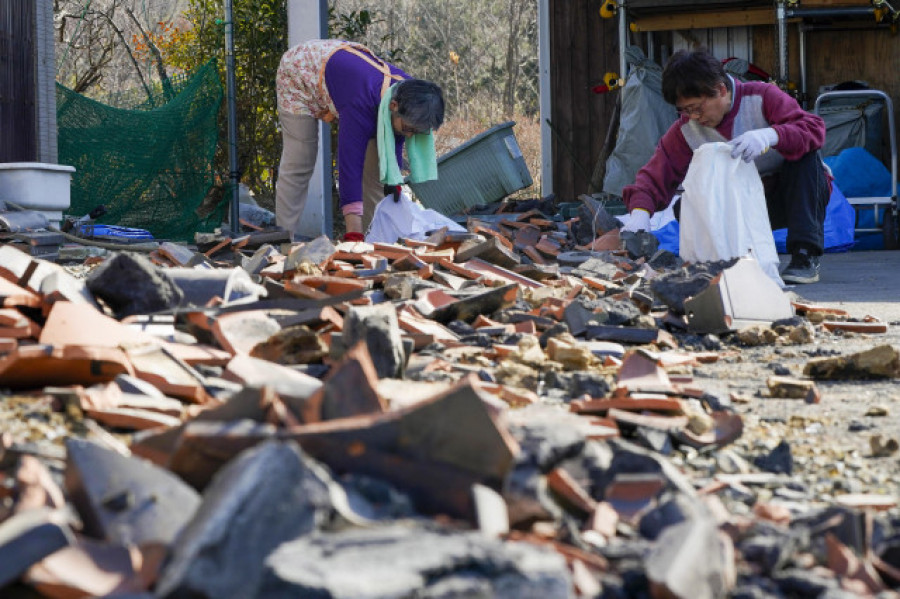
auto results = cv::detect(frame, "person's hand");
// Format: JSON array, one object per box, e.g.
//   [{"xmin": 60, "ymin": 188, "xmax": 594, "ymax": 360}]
[
  {"xmin": 383, "ymin": 184, "xmax": 402, "ymax": 202},
  {"xmin": 728, "ymin": 128, "xmax": 779, "ymax": 162},
  {"xmin": 621, "ymin": 208, "xmax": 651, "ymax": 233}
]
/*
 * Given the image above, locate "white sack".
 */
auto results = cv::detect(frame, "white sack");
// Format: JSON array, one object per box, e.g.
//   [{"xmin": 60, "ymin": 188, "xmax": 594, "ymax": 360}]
[
  {"xmin": 366, "ymin": 192, "xmax": 466, "ymax": 244},
  {"xmin": 679, "ymin": 143, "xmax": 783, "ymax": 287}
]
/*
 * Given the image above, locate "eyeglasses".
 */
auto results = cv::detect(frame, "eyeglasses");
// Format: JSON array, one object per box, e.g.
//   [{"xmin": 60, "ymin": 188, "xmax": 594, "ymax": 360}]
[
  {"xmin": 399, "ymin": 122, "xmax": 426, "ymax": 136},
  {"xmin": 392, "ymin": 111, "xmax": 428, "ymax": 136},
  {"xmin": 675, "ymin": 96, "xmax": 709, "ymax": 117}
]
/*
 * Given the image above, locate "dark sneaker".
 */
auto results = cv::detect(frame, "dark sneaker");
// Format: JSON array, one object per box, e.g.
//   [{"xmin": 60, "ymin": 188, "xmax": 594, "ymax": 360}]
[{"xmin": 781, "ymin": 249, "xmax": 820, "ymax": 284}]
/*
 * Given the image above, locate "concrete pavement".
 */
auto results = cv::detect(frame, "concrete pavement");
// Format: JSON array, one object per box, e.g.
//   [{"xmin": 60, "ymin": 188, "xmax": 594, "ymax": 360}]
[{"xmin": 782, "ymin": 250, "xmax": 900, "ymax": 322}]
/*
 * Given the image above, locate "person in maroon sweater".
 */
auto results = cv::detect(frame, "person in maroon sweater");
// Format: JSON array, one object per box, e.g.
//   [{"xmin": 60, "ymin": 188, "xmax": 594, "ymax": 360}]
[{"xmin": 621, "ymin": 49, "xmax": 830, "ymax": 284}]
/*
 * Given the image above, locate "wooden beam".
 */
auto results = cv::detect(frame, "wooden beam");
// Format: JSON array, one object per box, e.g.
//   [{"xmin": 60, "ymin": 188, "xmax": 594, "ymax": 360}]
[{"xmin": 630, "ymin": 7, "xmax": 798, "ymax": 32}]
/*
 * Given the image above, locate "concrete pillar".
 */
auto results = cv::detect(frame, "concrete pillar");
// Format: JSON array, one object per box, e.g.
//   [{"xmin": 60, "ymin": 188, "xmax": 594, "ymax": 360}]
[
  {"xmin": 34, "ymin": 0, "xmax": 58, "ymax": 163},
  {"xmin": 285, "ymin": 0, "xmax": 332, "ymax": 239},
  {"xmin": 538, "ymin": 0, "xmax": 553, "ymax": 197}
]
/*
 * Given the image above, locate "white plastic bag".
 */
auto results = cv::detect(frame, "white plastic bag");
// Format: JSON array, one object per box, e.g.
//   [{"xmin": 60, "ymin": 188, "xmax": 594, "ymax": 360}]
[
  {"xmin": 679, "ymin": 143, "xmax": 783, "ymax": 286},
  {"xmin": 365, "ymin": 191, "xmax": 467, "ymax": 244}
]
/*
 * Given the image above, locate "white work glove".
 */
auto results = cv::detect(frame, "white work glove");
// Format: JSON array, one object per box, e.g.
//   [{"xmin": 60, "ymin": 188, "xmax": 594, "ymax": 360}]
[
  {"xmin": 621, "ymin": 208, "xmax": 652, "ymax": 233},
  {"xmin": 728, "ymin": 127, "xmax": 779, "ymax": 162}
]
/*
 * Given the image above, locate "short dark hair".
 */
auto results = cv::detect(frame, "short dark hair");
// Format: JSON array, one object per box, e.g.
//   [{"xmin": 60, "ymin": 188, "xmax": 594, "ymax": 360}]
[
  {"xmin": 393, "ymin": 79, "xmax": 445, "ymax": 132},
  {"xmin": 661, "ymin": 49, "xmax": 728, "ymax": 105}
]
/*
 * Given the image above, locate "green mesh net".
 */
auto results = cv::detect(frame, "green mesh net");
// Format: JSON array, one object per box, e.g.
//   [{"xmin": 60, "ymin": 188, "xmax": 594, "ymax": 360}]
[{"xmin": 56, "ymin": 60, "xmax": 225, "ymax": 241}]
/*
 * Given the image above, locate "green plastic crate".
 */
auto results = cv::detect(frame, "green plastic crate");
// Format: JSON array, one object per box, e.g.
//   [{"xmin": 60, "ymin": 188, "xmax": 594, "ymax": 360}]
[{"xmin": 409, "ymin": 121, "xmax": 533, "ymax": 215}]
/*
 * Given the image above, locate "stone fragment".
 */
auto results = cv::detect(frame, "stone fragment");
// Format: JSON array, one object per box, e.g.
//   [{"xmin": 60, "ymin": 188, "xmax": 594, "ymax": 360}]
[
  {"xmin": 456, "ymin": 235, "xmax": 520, "ymax": 269},
  {"xmin": 575, "ymin": 196, "xmax": 620, "ymax": 244},
  {"xmin": 259, "ymin": 523, "xmax": 573, "ymax": 598},
  {"xmin": 766, "ymin": 376, "xmax": 818, "ymax": 399},
  {"xmin": 155, "ymin": 441, "xmax": 334, "ymax": 599},
  {"xmin": 737, "ymin": 324, "xmax": 779, "ymax": 346},
  {"xmin": 870, "ymin": 434, "xmax": 899, "ymax": 457},
  {"xmin": 64, "ymin": 438, "xmax": 200, "ymax": 546},
  {"xmin": 250, "ymin": 324, "xmax": 328, "ymax": 364},
  {"xmin": 638, "ymin": 492, "xmax": 706, "ymax": 541},
  {"xmin": 804, "ymin": 344, "xmax": 900, "ymax": 380},
  {"xmin": 570, "ymin": 256, "xmax": 620, "ymax": 280},
  {"xmin": 242, "ymin": 243, "xmax": 278, "ymax": 275},
  {"xmin": 620, "ymin": 230, "xmax": 659, "ymax": 260},
  {"xmin": 338, "ymin": 303, "xmax": 405, "ymax": 379},
  {"xmin": 585, "ymin": 324, "xmax": 660, "ymax": 345},
  {"xmin": 645, "ymin": 515, "xmax": 734, "ymax": 599},
  {"xmin": 86, "ymin": 252, "xmax": 183, "ymax": 319},
  {"xmin": 753, "ymin": 440, "xmax": 793, "ymax": 475}
]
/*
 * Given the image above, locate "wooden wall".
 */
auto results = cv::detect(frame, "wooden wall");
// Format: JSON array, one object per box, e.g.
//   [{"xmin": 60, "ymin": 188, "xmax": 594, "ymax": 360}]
[
  {"xmin": 550, "ymin": 3, "xmax": 900, "ymax": 200},
  {"xmin": 548, "ymin": 0, "xmax": 619, "ymax": 202}
]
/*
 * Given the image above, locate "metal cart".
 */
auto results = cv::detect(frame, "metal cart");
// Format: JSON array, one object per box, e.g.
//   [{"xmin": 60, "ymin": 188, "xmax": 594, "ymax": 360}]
[{"xmin": 814, "ymin": 89, "xmax": 898, "ymax": 249}]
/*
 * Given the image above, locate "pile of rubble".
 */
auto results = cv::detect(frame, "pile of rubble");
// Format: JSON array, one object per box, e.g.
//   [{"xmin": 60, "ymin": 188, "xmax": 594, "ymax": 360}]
[{"xmin": 1, "ymin": 197, "xmax": 899, "ymax": 598}]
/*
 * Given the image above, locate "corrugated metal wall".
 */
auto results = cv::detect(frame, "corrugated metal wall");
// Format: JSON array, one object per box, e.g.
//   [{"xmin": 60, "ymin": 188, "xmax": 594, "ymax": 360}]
[
  {"xmin": 35, "ymin": 0, "xmax": 57, "ymax": 163},
  {"xmin": 0, "ymin": 0, "xmax": 36, "ymax": 162}
]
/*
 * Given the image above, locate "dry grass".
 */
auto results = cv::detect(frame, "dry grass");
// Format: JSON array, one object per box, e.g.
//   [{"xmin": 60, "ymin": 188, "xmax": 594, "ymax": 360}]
[{"xmin": 433, "ymin": 113, "xmax": 542, "ymax": 200}]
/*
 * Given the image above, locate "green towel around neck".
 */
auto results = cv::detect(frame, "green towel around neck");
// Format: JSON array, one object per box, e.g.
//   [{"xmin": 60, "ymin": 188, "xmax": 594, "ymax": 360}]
[{"xmin": 377, "ymin": 83, "xmax": 438, "ymax": 186}]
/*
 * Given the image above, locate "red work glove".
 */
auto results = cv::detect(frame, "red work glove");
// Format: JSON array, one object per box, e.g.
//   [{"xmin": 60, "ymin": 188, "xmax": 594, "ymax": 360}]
[{"xmin": 342, "ymin": 232, "xmax": 365, "ymax": 242}]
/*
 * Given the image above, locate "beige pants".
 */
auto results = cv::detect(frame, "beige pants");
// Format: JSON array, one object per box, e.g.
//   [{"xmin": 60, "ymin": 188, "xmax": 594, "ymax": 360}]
[{"xmin": 275, "ymin": 110, "xmax": 387, "ymax": 239}]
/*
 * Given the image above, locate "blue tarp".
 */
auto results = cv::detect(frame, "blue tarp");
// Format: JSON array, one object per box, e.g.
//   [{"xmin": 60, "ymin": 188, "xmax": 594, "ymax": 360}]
[{"xmin": 824, "ymin": 147, "xmax": 898, "ymax": 251}]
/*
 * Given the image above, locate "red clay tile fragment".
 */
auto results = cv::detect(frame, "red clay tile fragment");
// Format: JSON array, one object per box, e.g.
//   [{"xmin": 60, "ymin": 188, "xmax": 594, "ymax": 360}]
[
  {"xmin": 834, "ymin": 493, "xmax": 898, "ymax": 511},
  {"xmin": 123, "ymin": 345, "xmax": 212, "ymax": 405},
  {"xmin": 615, "ymin": 350, "xmax": 674, "ymax": 395},
  {"xmin": 588, "ymin": 501, "xmax": 619, "ymax": 538},
  {"xmin": 24, "ymin": 538, "xmax": 166, "ymax": 598},
  {"xmin": 825, "ymin": 533, "xmax": 886, "ymax": 594},
  {"xmin": 547, "ymin": 467, "xmax": 597, "ymax": 516},
  {"xmin": 0, "ymin": 307, "xmax": 40, "ymax": 338},
  {"xmin": 673, "ymin": 411, "xmax": 744, "ymax": 449},
  {"xmin": 87, "ymin": 408, "xmax": 183, "ymax": 431},
  {"xmin": 822, "ymin": 321, "xmax": 888, "ymax": 334},
  {"xmin": 290, "ymin": 275, "xmax": 371, "ymax": 296},
  {"xmin": 223, "ymin": 355, "xmax": 323, "ymax": 422},
  {"xmin": 281, "ymin": 375, "xmax": 520, "ymax": 520},
  {"xmin": 15, "ymin": 456, "xmax": 66, "ymax": 512},
  {"xmin": 311, "ymin": 342, "xmax": 386, "ymax": 421},
  {"xmin": 461, "ymin": 258, "xmax": 544, "ymax": 289},
  {"xmin": 572, "ymin": 397, "xmax": 685, "ymax": 415},
  {"xmin": 0, "ymin": 344, "xmax": 131, "ymax": 389},
  {"xmin": 39, "ymin": 301, "xmax": 229, "ymax": 367},
  {"xmin": 752, "ymin": 502, "xmax": 791, "ymax": 526},
  {"xmin": 0, "ymin": 277, "xmax": 41, "ymax": 308}
]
